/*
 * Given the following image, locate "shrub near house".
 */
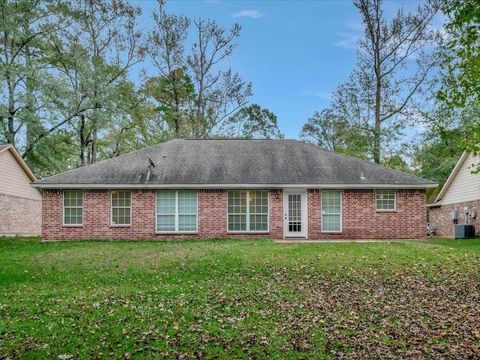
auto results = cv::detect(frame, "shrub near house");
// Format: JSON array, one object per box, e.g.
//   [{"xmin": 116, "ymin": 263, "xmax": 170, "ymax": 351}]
[{"xmin": 33, "ymin": 139, "xmax": 437, "ymax": 241}]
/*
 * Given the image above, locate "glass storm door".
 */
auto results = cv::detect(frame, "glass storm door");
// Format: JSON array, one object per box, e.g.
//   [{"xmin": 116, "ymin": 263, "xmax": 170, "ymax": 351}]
[{"xmin": 283, "ymin": 190, "xmax": 307, "ymax": 238}]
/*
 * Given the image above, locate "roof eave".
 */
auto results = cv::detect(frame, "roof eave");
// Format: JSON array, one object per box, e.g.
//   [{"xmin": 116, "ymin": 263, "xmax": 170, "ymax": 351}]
[{"xmin": 32, "ymin": 182, "xmax": 438, "ymax": 190}]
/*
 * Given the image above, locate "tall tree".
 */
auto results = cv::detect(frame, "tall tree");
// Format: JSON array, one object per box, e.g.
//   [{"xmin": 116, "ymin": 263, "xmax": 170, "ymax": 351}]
[
  {"xmin": 49, "ymin": 0, "xmax": 144, "ymax": 165},
  {"xmin": 146, "ymin": 5, "xmax": 266, "ymax": 139},
  {"xmin": 0, "ymin": 0, "xmax": 65, "ymax": 151},
  {"xmin": 344, "ymin": 0, "xmax": 440, "ymax": 163},
  {"xmin": 187, "ymin": 19, "xmax": 252, "ymax": 137},
  {"xmin": 439, "ymin": 0, "xmax": 480, "ymax": 158},
  {"xmin": 147, "ymin": 0, "xmax": 190, "ymax": 135}
]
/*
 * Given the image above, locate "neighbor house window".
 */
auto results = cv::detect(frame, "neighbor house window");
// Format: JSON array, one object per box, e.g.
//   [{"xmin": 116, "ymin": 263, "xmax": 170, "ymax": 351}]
[
  {"xmin": 322, "ymin": 190, "xmax": 342, "ymax": 232},
  {"xmin": 228, "ymin": 190, "xmax": 268, "ymax": 232},
  {"xmin": 111, "ymin": 191, "xmax": 132, "ymax": 225},
  {"xmin": 156, "ymin": 190, "xmax": 197, "ymax": 232},
  {"xmin": 63, "ymin": 190, "xmax": 83, "ymax": 225},
  {"xmin": 376, "ymin": 190, "xmax": 396, "ymax": 211}
]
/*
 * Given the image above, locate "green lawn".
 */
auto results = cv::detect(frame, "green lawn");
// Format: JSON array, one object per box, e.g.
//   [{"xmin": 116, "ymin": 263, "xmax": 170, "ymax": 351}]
[{"xmin": 1, "ymin": 238, "xmax": 480, "ymax": 359}]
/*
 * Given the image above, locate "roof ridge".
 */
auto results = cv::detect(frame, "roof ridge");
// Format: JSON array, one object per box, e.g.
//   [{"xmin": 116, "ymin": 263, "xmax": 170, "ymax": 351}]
[
  {"xmin": 296, "ymin": 140, "xmax": 435, "ymax": 184},
  {"xmin": 182, "ymin": 138, "xmax": 287, "ymax": 141}
]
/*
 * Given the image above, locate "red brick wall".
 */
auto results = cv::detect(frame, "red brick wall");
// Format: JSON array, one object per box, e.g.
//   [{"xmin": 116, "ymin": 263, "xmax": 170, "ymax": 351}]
[
  {"xmin": 42, "ymin": 188, "xmax": 426, "ymax": 241},
  {"xmin": 429, "ymin": 200, "xmax": 480, "ymax": 238},
  {"xmin": 42, "ymin": 189, "xmax": 283, "ymax": 241},
  {"xmin": 307, "ymin": 189, "xmax": 427, "ymax": 240},
  {"xmin": 269, "ymin": 189, "xmax": 284, "ymax": 239},
  {"xmin": 42, "ymin": 190, "xmax": 156, "ymax": 240},
  {"xmin": 198, "ymin": 190, "xmax": 227, "ymax": 236},
  {"xmin": 347, "ymin": 189, "xmax": 426, "ymax": 239},
  {"xmin": 307, "ymin": 190, "xmax": 322, "ymax": 239}
]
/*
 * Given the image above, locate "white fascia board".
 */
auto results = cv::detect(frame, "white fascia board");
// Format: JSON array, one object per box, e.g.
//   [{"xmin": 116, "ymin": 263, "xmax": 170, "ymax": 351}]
[{"xmin": 32, "ymin": 183, "xmax": 438, "ymax": 189}]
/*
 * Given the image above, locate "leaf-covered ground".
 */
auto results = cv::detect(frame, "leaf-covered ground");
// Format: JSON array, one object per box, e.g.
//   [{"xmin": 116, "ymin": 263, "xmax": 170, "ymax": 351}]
[{"xmin": 1, "ymin": 238, "xmax": 480, "ymax": 359}]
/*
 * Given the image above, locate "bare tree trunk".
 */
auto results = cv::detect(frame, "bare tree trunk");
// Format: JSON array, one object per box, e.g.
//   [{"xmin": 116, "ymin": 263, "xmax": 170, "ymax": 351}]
[
  {"xmin": 172, "ymin": 71, "xmax": 181, "ymax": 135},
  {"xmin": 195, "ymin": 86, "xmax": 203, "ymax": 138},
  {"xmin": 373, "ymin": 98, "xmax": 381, "ymax": 164},
  {"xmin": 91, "ymin": 128, "xmax": 97, "ymax": 163},
  {"xmin": 6, "ymin": 66, "xmax": 16, "ymax": 145},
  {"xmin": 25, "ymin": 43, "xmax": 35, "ymax": 151},
  {"xmin": 7, "ymin": 100, "xmax": 15, "ymax": 144},
  {"xmin": 79, "ymin": 115, "xmax": 86, "ymax": 166},
  {"xmin": 373, "ymin": 0, "xmax": 381, "ymax": 164}
]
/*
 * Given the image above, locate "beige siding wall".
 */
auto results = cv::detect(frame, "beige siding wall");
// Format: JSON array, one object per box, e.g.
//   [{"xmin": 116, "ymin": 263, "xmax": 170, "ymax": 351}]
[
  {"xmin": 0, "ymin": 149, "xmax": 41, "ymax": 200},
  {"xmin": 441, "ymin": 153, "xmax": 480, "ymax": 205}
]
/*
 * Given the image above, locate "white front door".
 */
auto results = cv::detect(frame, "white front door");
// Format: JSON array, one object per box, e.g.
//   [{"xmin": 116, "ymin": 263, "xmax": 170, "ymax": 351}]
[{"xmin": 283, "ymin": 190, "xmax": 308, "ymax": 238}]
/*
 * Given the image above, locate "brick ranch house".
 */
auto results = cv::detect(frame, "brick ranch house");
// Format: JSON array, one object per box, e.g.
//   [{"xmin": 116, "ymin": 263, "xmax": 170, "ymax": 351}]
[{"xmin": 33, "ymin": 139, "xmax": 437, "ymax": 241}]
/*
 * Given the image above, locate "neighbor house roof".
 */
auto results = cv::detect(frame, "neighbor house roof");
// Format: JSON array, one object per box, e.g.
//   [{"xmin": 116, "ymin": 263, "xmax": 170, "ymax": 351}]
[
  {"xmin": 33, "ymin": 139, "xmax": 437, "ymax": 189},
  {"xmin": 0, "ymin": 143, "xmax": 37, "ymax": 182}
]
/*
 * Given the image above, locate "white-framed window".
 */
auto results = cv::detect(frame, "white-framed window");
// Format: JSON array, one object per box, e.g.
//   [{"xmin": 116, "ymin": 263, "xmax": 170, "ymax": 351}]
[
  {"xmin": 228, "ymin": 190, "xmax": 269, "ymax": 232},
  {"xmin": 63, "ymin": 190, "xmax": 83, "ymax": 226},
  {"xmin": 156, "ymin": 190, "xmax": 197, "ymax": 232},
  {"xmin": 376, "ymin": 190, "xmax": 396, "ymax": 211},
  {"xmin": 321, "ymin": 190, "xmax": 342, "ymax": 232},
  {"xmin": 111, "ymin": 191, "xmax": 132, "ymax": 226}
]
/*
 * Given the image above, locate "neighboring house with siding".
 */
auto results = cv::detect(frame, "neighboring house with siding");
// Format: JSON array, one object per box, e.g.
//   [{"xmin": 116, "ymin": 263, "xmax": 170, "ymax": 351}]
[
  {"xmin": 33, "ymin": 139, "xmax": 437, "ymax": 241},
  {"xmin": 0, "ymin": 144, "xmax": 42, "ymax": 236},
  {"xmin": 429, "ymin": 151, "xmax": 480, "ymax": 237}
]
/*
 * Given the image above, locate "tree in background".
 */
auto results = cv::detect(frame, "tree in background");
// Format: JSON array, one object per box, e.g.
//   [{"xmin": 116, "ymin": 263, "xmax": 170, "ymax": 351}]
[
  {"xmin": 220, "ymin": 104, "xmax": 282, "ymax": 139},
  {"xmin": 146, "ymin": 2, "xmax": 279, "ymax": 139},
  {"xmin": 0, "ymin": 0, "xmax": 282, "ymax": 176},
  {"xmin": 348, "ymin": 0, "xmax": 440, "ymax": 163},
  {"xmin": 439, "ymin": 0, "xmax": 480, "ymax": 159},
  {"xmin": 98, "ymin": 80, "xmax": 158, "ymax": 159},
  {"xmin": 303, "ymin": 0, "xmax": 441, "ymax": 165},
  {"xmin": 28, "ymin": 129, "xmax": 77, "ymax": 178},
  {"xmin": 8, "ymin": 0, "xmax": 145, "ymax": 169},
  {"xmin": 412, "ymin": 104, "xmax": 470, "ymax": 198},
  {"xmin": 300, "ymin": 107, "xmax": 371, "ymax": 159},
  {"xmin": 301, "ymin": 0, "xmax": 441, "ymax": 169},
  {"xmin": 144, "ymin": 70, "xmax": 194, "ymax": 136},
  {"xmin": 187, "ymin": 19, "xmax": 252, "ymax": 137},
  {"xmin": 147, "ymin": 0, "xmax": 191, "ymax": 135},
  {"xmin": 62, "ymin": 0, "xmax": 144, "ymax": 165},
  {"xmin": 0, "ymin": 0, "xmax": 66, "ymax": 150}
]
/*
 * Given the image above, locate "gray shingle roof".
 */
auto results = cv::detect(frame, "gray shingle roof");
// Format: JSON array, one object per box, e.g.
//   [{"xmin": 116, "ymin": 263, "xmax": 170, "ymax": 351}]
[{"xmin": 34, "ymin": 139, "xmax": 437, "ymax": 188}]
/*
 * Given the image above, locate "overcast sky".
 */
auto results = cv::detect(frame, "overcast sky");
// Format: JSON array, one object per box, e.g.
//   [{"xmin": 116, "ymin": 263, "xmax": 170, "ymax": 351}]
[{"xmin": 134, "ymin": 0, "xmax": 431, "ymax": 139}]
